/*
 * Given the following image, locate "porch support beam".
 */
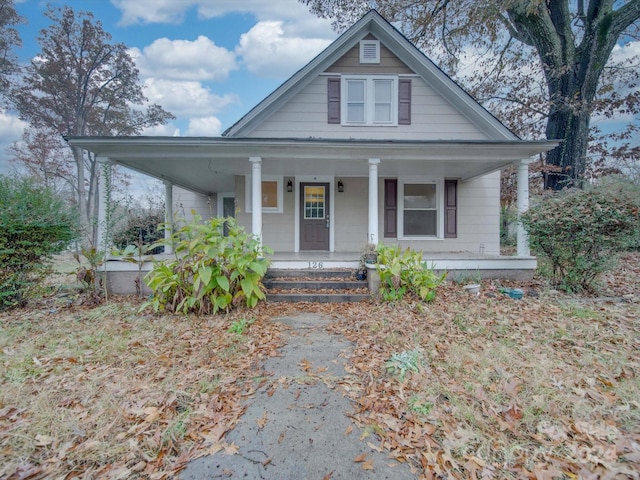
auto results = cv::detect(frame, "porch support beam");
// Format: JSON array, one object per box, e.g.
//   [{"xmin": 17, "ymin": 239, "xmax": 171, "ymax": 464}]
[
  {"xmin": 96, "ymin": 156, "xmax": 110, "ymax": 253},
  {"xmin": 250, "ymin": 157, "xmax": 262, "ymax": 245},
  {"xmin": 516, "ymin": 159, "xmax": 532, "ymax": 257},
  {"xmin": 368, "ymin": 158, "xmax": 380, "ymax": 245},
  {"xmin": 164, "ymin": 181, "xmax": 173, "ymax": 255}
]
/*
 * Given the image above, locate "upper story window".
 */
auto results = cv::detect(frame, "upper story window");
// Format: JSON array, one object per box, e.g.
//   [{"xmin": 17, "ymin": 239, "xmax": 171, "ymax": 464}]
[{"xmin": 342, "ymin": 76, "xmax": 397, "ymax": 126}]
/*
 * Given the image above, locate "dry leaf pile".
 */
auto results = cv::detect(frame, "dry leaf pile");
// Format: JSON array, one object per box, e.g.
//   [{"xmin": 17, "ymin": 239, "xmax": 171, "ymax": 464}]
[
  {"xmin": 1, "ymin": 252, "xmax": 639, "ymax": 479},
  {"xmin": 0, "ymin": 301, "xmax": 293, "ymax": 479},
  {"xmin": 326, "ymin": 257, "xmax": 640, "ymax": 479}
]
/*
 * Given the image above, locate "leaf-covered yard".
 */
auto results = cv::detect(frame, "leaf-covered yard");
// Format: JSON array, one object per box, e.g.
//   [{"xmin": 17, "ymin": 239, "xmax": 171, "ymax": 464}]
[{"xmin": 1, "ymin": 253, "xmax": 639, "ymax": 479}]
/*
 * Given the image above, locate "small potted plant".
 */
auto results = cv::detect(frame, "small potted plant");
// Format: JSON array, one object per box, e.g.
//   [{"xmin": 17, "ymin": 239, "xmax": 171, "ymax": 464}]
[{"xmin": 361, "ymin": 243, "xmax": 378, "ymax": 265}]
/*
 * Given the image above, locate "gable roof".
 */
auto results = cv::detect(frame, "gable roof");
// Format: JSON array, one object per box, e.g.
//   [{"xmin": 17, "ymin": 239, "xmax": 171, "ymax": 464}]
[{"xmin": 223, "ymin": 9, "xmax": 518, "ymax": 141}]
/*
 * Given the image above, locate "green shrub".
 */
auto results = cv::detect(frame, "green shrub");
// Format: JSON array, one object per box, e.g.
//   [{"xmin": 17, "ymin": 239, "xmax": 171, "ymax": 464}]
[
  {"xmin": 521, "ymin": 184, "xmax": 639, "ymax": 292},
  {"xmin": 0, "ymin": 175, "xmax": 77, "ymax": 309},
  {"xmin": 143, "ymin": 215, "xmax": 271, "ymax": 314},
  {"xmin": 112, "ymin": 209, "xmax": 165, "ymax": 254},
  {"xmin": 376, "ymin": 244, "xmax": 446, "ymax": 302}
]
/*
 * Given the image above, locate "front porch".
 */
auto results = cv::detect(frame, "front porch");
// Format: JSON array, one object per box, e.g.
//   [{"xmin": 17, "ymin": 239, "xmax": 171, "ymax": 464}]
[{"xmin": 100, "ymin": 250, "xmax": 536, "ymax": 296}]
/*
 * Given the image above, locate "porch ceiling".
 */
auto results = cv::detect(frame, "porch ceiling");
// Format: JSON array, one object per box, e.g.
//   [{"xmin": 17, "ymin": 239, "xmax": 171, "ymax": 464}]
[{"xmin": 67, "ymin": 136, "xmax": 559, "ymax": 195}]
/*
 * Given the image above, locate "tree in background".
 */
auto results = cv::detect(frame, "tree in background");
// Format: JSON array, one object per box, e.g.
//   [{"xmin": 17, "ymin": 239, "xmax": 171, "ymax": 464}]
[
  {"xmin": 302, "ymin": 0, "xmax": 640, "ymax": 189},
  {"xmin": 0, "ymin": 0, "xmax": 23, "ymax": 100},
  {"xmin": 11, "ymin": 5, "xmax": 174, "ymax": 245}
]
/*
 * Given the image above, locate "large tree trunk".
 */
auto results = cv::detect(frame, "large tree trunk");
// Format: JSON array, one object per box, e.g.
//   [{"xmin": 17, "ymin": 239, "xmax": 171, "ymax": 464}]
[{"xmin": 543, "ymin": 79, "xmax": 593, "ymax": 190}]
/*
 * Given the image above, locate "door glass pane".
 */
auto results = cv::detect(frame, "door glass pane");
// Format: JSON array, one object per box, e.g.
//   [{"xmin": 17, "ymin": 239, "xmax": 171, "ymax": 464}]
[
  {"xmin": 404, "ymin": 184, "xmax": 436, "ymax": 209},
  {"xmin": 304, "ymin": 186, "xmax": 325, "ymax": 219}
]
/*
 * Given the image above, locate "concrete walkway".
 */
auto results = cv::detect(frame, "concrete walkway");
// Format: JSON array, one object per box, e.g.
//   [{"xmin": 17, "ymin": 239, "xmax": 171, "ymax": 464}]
[{"xmin": 181, "ymin": 313, "xmax": 417, "ymax": 480}]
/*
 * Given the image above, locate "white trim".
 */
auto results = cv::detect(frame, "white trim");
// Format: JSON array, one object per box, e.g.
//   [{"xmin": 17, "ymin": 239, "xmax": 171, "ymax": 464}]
[
  {"xmin": 245, "ymin": 175, "xmax": 284, "ymax": 213},
  {"xmin": 294, "ymin": 176, "xmax": 335, "ymax": 253},
  {"xmin": 341, "ymin": 75, "xmax": 398, "ymax": 126},
  {"xmin": 216, "ymin": 192, "xmax": 235, "ymax": 218},
  {"xmin": 397, "ymin": 177, "xmax": 445, "ymax": 239}
]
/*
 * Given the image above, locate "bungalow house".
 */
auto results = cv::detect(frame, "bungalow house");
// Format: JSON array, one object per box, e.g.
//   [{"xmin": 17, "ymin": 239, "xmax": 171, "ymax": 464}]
[{"xmin": 68, "ymin": 10, "xmax": 558, "ymax": 289}]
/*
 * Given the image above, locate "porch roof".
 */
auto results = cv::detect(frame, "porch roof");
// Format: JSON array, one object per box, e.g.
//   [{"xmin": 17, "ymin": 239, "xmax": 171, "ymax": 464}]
[{"xmin": 67, "ymin": 136, "xmax": 559, "ymax": 195}]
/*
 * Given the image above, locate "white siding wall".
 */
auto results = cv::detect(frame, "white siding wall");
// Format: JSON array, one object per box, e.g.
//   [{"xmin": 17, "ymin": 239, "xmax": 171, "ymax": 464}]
[
  {"xmin": 247, "ymin": 76, "xmax": 489, "ymax": 141},
  {"xmin": 234, "ymin": 175, "xmax": 295, "ymax": 252},
  {"xmin": 334, "ymin": 177, "xmax": 369, "ymax": 251},
  {"xmin": 172, "ymin": 186, "xmax": 214, "ymax": 221}
]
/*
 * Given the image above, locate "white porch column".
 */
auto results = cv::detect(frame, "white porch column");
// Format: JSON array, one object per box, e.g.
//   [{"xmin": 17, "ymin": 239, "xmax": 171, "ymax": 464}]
[
  {"xmin": 96, "ymin": 156, "xmax": 110, "ymax": 252},
  {"xmin": 250, "ymin": 157, "xmax": 262, "ymax": 245},
  {"xmin": 163, "ymin": 181, "xmax": 173, "ymax": 255},
  {"xmin": 516, "ymin": 159, "xmax": 532, "ymax": 257},
  {"xmin": 368, "ymin": 158, "xmax": 380, "ymax": 245}
]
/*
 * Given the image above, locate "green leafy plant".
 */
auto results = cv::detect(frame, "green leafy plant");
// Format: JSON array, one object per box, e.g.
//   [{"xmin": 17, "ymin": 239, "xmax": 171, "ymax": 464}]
[
  {"xmin": 227, "ymin": 317, "xmax": 256, "ymax": 335},
  {"xmin": 0, "ymin": 175, "xmax": 77, "ymax": 309},
  {"xmin": 74, "ymin": 247, "xmax": 105, "ymax": 305},
  {"xmin": 143, "ymin": 214, "xmax": 271, "ymax": 314},
  {"xmin": 386, "ymin": 349, "xmax": 421, "ymax": 381},
  {"xmin": 376, "ymin": 244, "xmax": 446, "ymax": 302},
  {"xmin": 522, "ymin": 183, "xmax": 639, "ymax": 292}
]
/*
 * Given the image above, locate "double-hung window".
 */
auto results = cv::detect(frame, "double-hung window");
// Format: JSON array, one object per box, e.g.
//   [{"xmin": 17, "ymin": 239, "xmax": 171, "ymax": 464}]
[
  {"xmin": 343, "ymin": 76, "xmax": 397, "ymax": 125},
  {"xmin": 397, "ymin": 179, "xmax": 444, "ymax": 238}
]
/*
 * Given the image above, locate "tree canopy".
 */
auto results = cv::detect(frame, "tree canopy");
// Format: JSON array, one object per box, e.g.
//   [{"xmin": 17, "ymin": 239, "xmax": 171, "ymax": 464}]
[
  {"xmin": 0, "ymin": 0, "xmax": 23, "ymax": 100},
  {"xmin": 302, "ymin": 0, "xmax": 640, "ymax": 189},
  {"xmin": 11, "ymin": 6, "xmax": 174, "ymax": 243}
]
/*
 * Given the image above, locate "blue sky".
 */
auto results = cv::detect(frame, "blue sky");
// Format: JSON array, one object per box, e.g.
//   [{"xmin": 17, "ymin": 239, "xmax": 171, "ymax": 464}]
[
  {"xmin": 1, "ymin": 1, "xmax": 637, "ymax": 175},
  {"xmin": 0, "ymin": 0, "xmax": 338, "ymax": 172}
]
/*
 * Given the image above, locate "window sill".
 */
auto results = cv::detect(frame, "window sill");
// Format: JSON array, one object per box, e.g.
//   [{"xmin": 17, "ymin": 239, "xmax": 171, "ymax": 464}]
[{"xmin": 398, "ymin": 236, "xmax": 444, "ymax": 241}]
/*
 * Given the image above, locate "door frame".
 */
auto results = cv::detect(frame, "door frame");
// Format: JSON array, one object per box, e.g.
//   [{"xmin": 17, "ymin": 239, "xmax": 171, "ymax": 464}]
[{"xmin": 294, "ymin": 176, "xmax": 335, "ymax": 252}]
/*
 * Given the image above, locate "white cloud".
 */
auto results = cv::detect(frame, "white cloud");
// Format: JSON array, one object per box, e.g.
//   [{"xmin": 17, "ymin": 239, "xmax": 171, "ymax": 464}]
[
  {"xmin": 143, "ymin": 78, "xmax": 239, "ymax": 117},
  {"xmin": 0, "ymin": 112, "xmax": 28, "ymax": 173},
  {"xmin": 610, "ymin": 40, "xmax": 640, "ymax": 64},
  {"xmin": 236, "ymin": 21, "xmax": 331, "ymax": 78},
  {"xmin": 112, "ymin": 0, "xmax": 335, "ymax": 39},
  {"xmin": 141, "ymin": 123, "xmax": 181, "ymax": 136},
  {"xmin": 186, "ymin": 116, "xmax": 222, "ymax": 136},
  {"xmin": 130, "ymin": 36, "xmax": 237, "ymax": 82}
]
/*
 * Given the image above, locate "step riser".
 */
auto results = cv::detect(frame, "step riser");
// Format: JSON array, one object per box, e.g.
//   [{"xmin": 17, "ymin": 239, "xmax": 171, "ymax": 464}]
[
  {"xmin": 265, "ymin": 268, "xmax": 369, "ymax": 302},
  {"xmin": 263, "ymin": 281, "xmax": 366, "ymax": 290}
]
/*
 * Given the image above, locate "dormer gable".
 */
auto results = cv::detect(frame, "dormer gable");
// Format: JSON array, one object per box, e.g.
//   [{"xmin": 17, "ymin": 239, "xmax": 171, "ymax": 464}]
[{"xmin": 223, "ymin": 10, "xmax": 518, "ymax": 141}]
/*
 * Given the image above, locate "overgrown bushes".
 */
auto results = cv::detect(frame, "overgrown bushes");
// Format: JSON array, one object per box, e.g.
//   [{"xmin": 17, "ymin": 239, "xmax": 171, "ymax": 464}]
[
  {"xmin": 522, "ymin": 181, "xmax": 639, "ymax": 292},
  {"xmin": 0, "ymin": 175, "xmax": 77, "ymax": 309},
  {"xmin": 143, "ymin": 215, "xmax": 271, "ymax": 314},
  {"xmin": 376, "ymin": 244, "xmax": 446, "ymax": 302},
  {"xmin": 112, "ymin": 208, "xmax": 165, "ymax": 255}
]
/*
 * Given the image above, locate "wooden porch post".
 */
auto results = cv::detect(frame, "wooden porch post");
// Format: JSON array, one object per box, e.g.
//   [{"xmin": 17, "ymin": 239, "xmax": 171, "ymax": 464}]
[
  {"xmin": 368, "ymin": 158, "xmax": 380, "ymax": 245},
  {"xmin": 516, "ymin": 159, "xmax": 532, "ymax": 257},
  {"xmin": 250, "ymin": 157, "xmax": 262, "ymax": 246},
  {"xmin": 96, "ymin": 156, "xmax": 110, "ymax": 252},
  {"xmin": 164, "ymin": 181, "xmax": 173, "ymax": 255}
]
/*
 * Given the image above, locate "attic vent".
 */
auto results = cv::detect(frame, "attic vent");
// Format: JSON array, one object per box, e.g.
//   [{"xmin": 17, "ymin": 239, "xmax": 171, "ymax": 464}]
[{"xmin": 359, "ymin": 40, "xmax": 380, "ymax": 64}]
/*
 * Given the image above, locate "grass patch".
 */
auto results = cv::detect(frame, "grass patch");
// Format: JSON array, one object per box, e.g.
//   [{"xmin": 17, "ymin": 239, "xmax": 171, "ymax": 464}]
[{"xmin": 0, "ymin": 299, "xmax": 285, "ymax": 478}]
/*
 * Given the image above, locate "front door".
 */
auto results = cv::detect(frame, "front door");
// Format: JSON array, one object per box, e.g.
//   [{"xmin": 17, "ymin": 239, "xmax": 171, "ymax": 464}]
[{"xmin": 300, "ymin": 183, "xmax": 330, "ymax": 251}]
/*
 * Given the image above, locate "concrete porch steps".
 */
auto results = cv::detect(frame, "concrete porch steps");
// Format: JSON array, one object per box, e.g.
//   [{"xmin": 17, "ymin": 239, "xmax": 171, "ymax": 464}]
[{"xmin": 263, "ymin": 268, "xmax": 370, "ymax": 303}]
